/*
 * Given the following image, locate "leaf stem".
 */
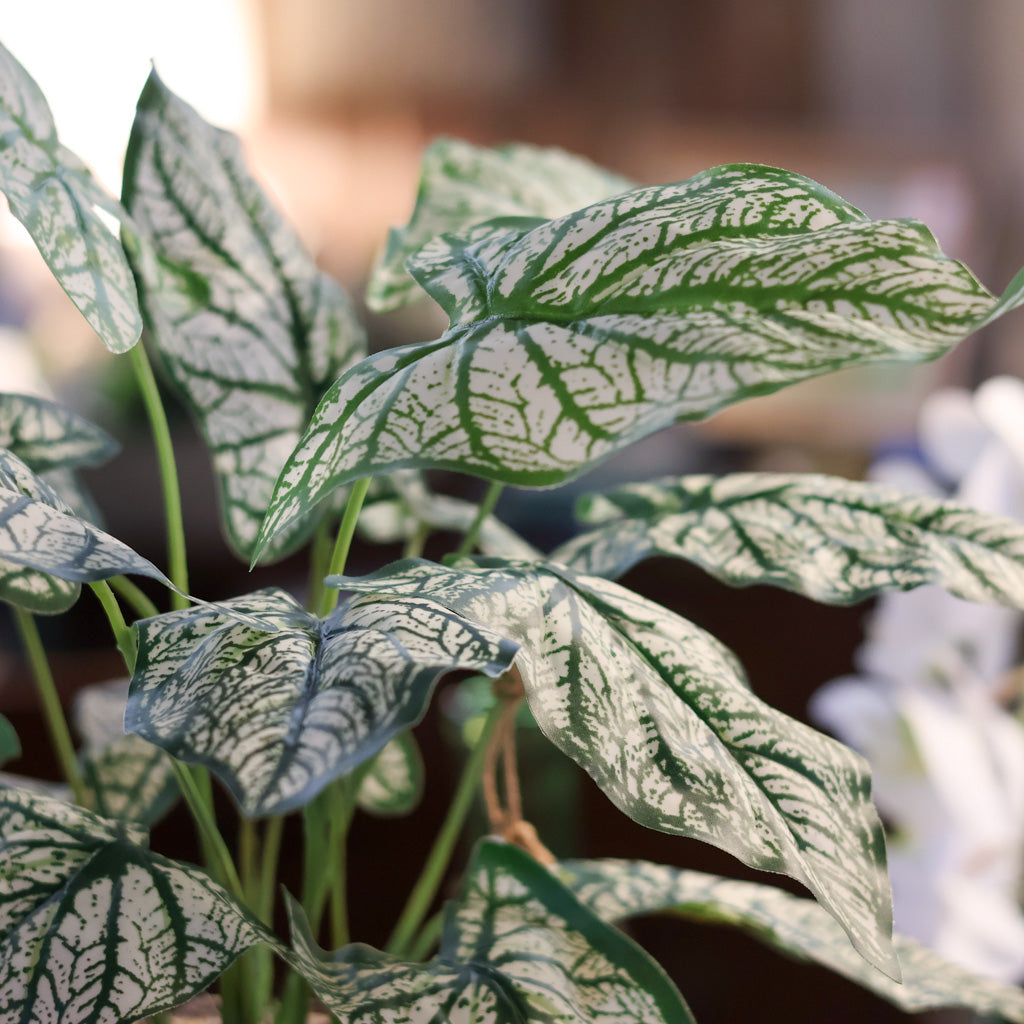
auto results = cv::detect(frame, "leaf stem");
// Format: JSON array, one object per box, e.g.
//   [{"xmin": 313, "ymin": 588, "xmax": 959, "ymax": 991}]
[
  {"xmin": 129, "ymin": 342, "xmax": 189, "ymax": 610},
  {"xmin": 89, "ymin": 581, "xmax": 137, "ymax": 671},
  {"xmin": 305, "ymin": 517, "xmax": 334, "ymax": 615},
  {"xmin": 170, "ymin": 760, "xmax": 245, "ymax": 905},
  {"xmin": 315, "ymin": 477, "xmax": 371, "ymax": 619},
  {"xmin": 385, "ymin": 698, "xmax": 505, "ymax": 957},
  {"xmin": 407, "ymin": 908, "xmax": 445, "ymax": 962},
  {"xmin": 453, "ymin": 480, "xmax": 503, "ymax": 558},
  {"xmin": 108, "ymin": 574, "xmax": 159, "ymax": 620},
  {"xmin": 257, "ymin": 815, "xmax": 285, "ymax": 925},
  {"xmin": 12, "ymin": 607, "xmax": 88, "ymax": 806}
]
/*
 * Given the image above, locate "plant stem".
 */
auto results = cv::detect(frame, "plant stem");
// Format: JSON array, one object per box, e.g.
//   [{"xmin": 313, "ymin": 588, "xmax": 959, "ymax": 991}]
[
  {"xmin": 129, "ymin": 342, "xmax": 189, "ymax": 609},
  {"xmin": 305, "ymin": 517, "xmax": 334, "ymax": 615},
  {"xmin": 257, "ymin": 815, "xmax": 285, "ymax": 925},
  {"xmin": 385, "ymin": 699, "xmax": 505, "ymax": 958},
  {"xmin": 407, "ymin": 908, "xmax": 445, "ymax": 962},
  {"xmin": 403, "ymin": 522, "xmax": 429, "ymax": 560},
  {"xmin": 108, "ymin": 574, "xmax": 159, "ymax": 620},
  {"xmin": 315, "ymin": 477, "xmax": 371, "ymax": 619},
  {"xmin": 89, "ymin": 581, "xmax": 137, "ymax": 672},
  {"xmin": 452, "ymin": 481, "xmax": 503, "ymax": 558},
  {"xmin": 12, "ymin": 608, "xmax": 88, "ymax": 806},
  {"xmin": 170, "ymin": 760, "xmax": 245, "ymax": 905}
]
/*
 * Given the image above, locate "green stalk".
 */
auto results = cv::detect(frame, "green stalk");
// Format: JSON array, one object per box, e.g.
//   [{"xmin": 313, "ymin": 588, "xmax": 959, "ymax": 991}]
[
  {"xmin": 305, "ymin": 517, "xmax": 334, "ymax": 615},
  {"xmin": 257, "ymin": 815, "xmax": 285, "ymax": 925},
  {"xmin": 452, "ymin": 481, "xmax": 503, "ymax": 558},
  {"xmin": 129, "ymin": 342, "xmax": 189, "ymax": 609},
  {"xmin": 385, "ymin": 699, "xmax": 505, "ymax": 957},
  {"xmin": 108, "ymin": 574, "xmax": 159, "ymax": 620},
  {"xmin": 170, "ymin": 760, "xmax": 245, "ymax": 905},
  {"xmin": 407, "ymin": 908, "xmax": 445, "ymax": 962},
  {"xmin": 315, "ymin": 477, "xmax": 371, "ymax": 619},
  {"xmin": 89, "ymin": 581, "xmax": 137, "ymax": 671},
  {"xmin": 12, "ymin": 607, "xmax": 88, "ymax": 806}
]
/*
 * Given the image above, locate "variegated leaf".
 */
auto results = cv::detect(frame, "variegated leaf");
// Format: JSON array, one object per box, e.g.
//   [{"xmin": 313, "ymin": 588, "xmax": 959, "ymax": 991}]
[
  {"xmin": 356, "ymin": 732, "xmax": 424, "ymax": 817},
  {"xmin": 287, "ymin": 839, "xmax": 694, "ymax": 1023},
  {"xmin": 335, "ymin": 558, "xmax": 896, "ymax": 976},
  {"xmin": 0, "ymin": 716, "xmax": 18, "ymax": 767},
  {"xmin": 0, "ymin": 447, "xmax": 172, "ymax": 613},
  {"xmin": 358, "ymin": 471, "xmax": 541, "ymax": 560},
  {"xmin": 0, "ymin": 392, "xmax": 118, "ymax": 473},
  {"xmin": 74, "ymin": 679, "xmax": 178, "ymax": 827},
  {"xmin": 367, "ymin": 137, "xmax": 634, "ymax": 311},
  {"xmin": 561, "ymin": 858, "xmax": 1024, "ymax": 1021},
  {"xmin": 553, "ymin": 471, "xmax": 1024, "ymax": 606},
  {"xmin": 257, "ymin": 165, "xmax": 1015, "ymax": 556},
  {"xmin": 0, "ymin": 787, "xmax": 266, "ymax": 1023},
  {"xmin": 125, "ymin": 588, "xmax": 516, "ymax": 817},
  {"xmin": 121, "ymin": 70, "xmax": 366, "ymax": 562},
  {"xmin": 0, "ymin": 41, "xmax": 141, "ymax": 353}
]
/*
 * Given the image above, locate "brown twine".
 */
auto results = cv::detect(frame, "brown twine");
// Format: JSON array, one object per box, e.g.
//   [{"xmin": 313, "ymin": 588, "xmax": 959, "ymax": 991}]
[{"xmin": 482, "ymin": 669, "xmax": 556, "ymax": 867}]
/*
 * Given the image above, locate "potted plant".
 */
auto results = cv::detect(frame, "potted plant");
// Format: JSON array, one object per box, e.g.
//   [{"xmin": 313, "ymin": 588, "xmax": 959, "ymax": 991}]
[{"xmin": 3, "ymin": 36, "xmax": 1024, "ymax": 1023}]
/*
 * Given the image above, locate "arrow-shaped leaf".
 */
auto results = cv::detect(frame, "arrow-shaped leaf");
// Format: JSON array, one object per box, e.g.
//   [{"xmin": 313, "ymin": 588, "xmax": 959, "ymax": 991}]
[
  {"xmin": 73, "ymin": 679, "xmax": 178, "ymax": 827},
  {"xmin": 0, "ymin": 41, "xmax": 141, "ymax": 353},
  {"xmin": 554, "ymin": 471, "xmax": 1024, "ymax": 606},
  {"xmin": 0, "ymin": 787, "xmax": 265, "ymax": 1024},
  {"xmin": 0, "ymin": 447, "xmax": 172, "ymax": 613},
  {"xmin": 287, "ymin": 839, "xmax": 694, "ymax": 1023},
  {"xmin": 367, "ymin": 137, "xmax": 634, "ymax": 312},
  {"xmin": 257, "ymin": 164, "xmax": 1017, "ymax": 555},
  {"xmin": 356, "ymin": 732, "xmax": 424, "ymax": 817},
  {"xmin": 126, "ymin": 587, "xmax": 517, "ymax": 817},
  {"xmin": 336, "ymin": 558, "xmax": 896, "ymax": 976},
  {"xmin": 0, "ymin": 391, "xmax": 119, "ymax": 473},
  {"xmin": 561, "ymin": 858, "xmax": 1024, "ymax": 1021},
  {"xmin": 122, "ymin": 70, "xmax": 367, "ymax": 562}
]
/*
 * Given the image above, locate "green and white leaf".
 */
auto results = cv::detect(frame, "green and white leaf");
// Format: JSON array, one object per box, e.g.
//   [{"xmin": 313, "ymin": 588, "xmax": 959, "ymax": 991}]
[
  {"xmin": 359, "ymin": 470, "xmax": 541, "ymax": 560},
  {"xmin": 122, "ymin": 70, "xmax": 366, "ymax": 562},
  {"xmin": 0, "ymin": 716, "xmax": 18, "ymax": 766},
  {"xmin": 554, "ymin": 471, "xmax": 1024, "ymax": 606},
  {"xmin": 287, "ymin": 839, "xmax": 694, "ymax": 1023},
  {"xmin": 561, "ymin": 858, "xmax": 1024, "ymax": 1021},
  {"xmin": 0, "ymin": 787, "xmax": 265, "ymax": 1023},
  {"xmin": 74, "ymin": 679, "xmax": 178, "ymax": 827},
  {"xmin": 0, "ymin": 391, "xmax": 118, "ymax": 472},
  {"xmin": 335, "ymin": 558, "xmax": 897, "ymax": 976},
  {"xmin": 356, "ymin": 731, "xmax": 424, "ymax": 816},
  {"xmin": 0, "ymin": 447, "xmax": 172, "ymax": 613},
  {"xmin": 367, "ymin": 136, "xmax": 634, "ymax": 311},
  {"xmin": 126, "ymin": 587, "xmax": 517, "ymax": 817},
  {"xmin": 258, "ymin": 164, "xmax": 1017, "ymax": 555},
  {"xmin": 0, "ymin": 41, "xmax": 141, "ymax": 352}
]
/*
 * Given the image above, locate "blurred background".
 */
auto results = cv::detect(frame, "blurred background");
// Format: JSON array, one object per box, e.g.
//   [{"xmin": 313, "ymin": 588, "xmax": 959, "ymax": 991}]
[{"xmin": 5, "ymin": 2, "xmax": 1024, "ymax": 1020}]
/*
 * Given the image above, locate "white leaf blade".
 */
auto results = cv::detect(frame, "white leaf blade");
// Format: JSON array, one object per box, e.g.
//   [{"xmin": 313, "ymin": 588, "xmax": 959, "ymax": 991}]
[
  {"xmin": 0, "ymin": 42, "xmax": 141, "ymax": 353},
  {"xmin": 0, "ymin": 788, "xmax": 265, "ymax": 1024},
  {"xmin": 126, "ymin": 588, "xmax": 517, "ymax": 817},
  {"xmin": 562, "ymin": 858, "xmax": 1024, "ymax": 1021},
  {"xmin": 257, "ymin": 166, "xmax": 1009, "ymax": 556},
  {"xmin": 287, "ymin": 839, "xmax": 695, "ymax": 1024},
  {"xmin": 555, "ymin": 471, "xmax": 1024, "ymax": 607},
  {"xmin": 122, "ymin": 70, "xmax": 366, "ymax": 561},
  {"xmin": 335, "ymin": 558, "xmax": 897, "ymax": 977},
  {"xmin": 367, "ymin": 137, "xmax": 634, "ymax": 312}
]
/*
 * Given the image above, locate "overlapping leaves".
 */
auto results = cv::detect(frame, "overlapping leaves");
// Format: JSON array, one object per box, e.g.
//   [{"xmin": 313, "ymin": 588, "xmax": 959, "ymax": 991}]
[
  {"xmin": 0, "ymin": 42, "xmax": 141, "ymax": 353},
  {"xmin": 335, "ymin": 557, "xmax": 896, "ymax": 976},
  {"xmin": 0, "ymin": 787, "xmax": 264, "ymax": 1024},
  {"xmin": 288, "ymin": 839, "xmax": 694, "ymax": 1024},
  {"xmin": 561, "ymin": 858, "xmax": 1024, "ymax": 1020},
  {"xmin": 0, "ymin": 447, "xmax": 171, "ymax": 613},
  {"xmin": 356, "ymin": 733, "xmax": 423, "ymax": 817},
  {"xmin": 554, "ymin": 471, "xmax": 1024, "ymax": 606},
  {"xmin": 122, "ymin": 70, "xmax": 366, "ymax": 562},
  {"xmin": 367, "ymin": 136, "xmax": 634, "ymax": 311},
  {"xmin": 126, "ymin": 587, "xmax": 517, "ymax": 817},
  {"xmin": 256, "ymin": 163, "xmax": 1018, "ymax": 554},
  {"xmin": 0, "ymin": 392, "xmax": 118, "ymax": 473}
]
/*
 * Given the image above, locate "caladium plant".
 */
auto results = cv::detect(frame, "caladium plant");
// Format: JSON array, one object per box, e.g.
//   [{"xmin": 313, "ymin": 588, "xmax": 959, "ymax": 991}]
[{"xmin": 3, "ymin": 36, "xmax": 1024, "ymax": 1024}]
